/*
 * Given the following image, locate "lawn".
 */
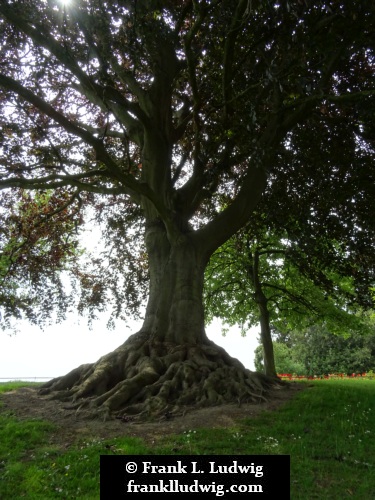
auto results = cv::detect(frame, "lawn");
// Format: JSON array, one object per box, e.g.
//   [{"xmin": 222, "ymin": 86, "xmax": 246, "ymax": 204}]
[{"xmin": 0, "ymin": 379, "xmax": 374, "ymax": 499}]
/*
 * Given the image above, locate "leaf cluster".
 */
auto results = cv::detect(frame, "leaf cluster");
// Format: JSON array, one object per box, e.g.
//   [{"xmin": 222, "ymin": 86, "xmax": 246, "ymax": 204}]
[{"xmin": 0, "ymin": 188, "xmax": 83, "ymax": 329}]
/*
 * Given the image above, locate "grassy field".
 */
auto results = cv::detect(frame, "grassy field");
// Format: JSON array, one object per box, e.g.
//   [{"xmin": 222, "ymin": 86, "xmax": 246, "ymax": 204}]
[{"xmin": 0, "ymin": 379, "xmax": 374, "ymax": 499}]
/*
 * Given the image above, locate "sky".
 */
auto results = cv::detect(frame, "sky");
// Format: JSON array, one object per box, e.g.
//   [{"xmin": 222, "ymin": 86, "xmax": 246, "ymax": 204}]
[{"xmin": 0, "ymin": 316, "xmax": 260, "ymax": 382}]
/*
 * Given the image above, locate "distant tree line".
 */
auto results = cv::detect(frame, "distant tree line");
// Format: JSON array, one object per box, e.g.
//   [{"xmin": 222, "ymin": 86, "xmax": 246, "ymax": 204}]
[{"xmin": 254, "ymin": 319, "xmax": 375, "ymax": 376}]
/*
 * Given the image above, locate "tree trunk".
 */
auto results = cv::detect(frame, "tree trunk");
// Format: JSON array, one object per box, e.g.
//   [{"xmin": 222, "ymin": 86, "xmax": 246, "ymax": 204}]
[
  {"xmin": 257, "ymin": 294, "xmax": 278, "ymax": 379},
  {"xmin": 40, "ymin": 222, "xmax": 282, "ymax": 419},
  {"xmin": 251, "ymin": 248, "xmax": 278, "ymax": 379},
  {"xmin": 140, "ymin": 220, "xmax": 207, "ymax": 345}
]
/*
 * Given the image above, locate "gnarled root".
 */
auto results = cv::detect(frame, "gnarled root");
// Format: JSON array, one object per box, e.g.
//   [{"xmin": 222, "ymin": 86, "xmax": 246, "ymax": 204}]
[{"xmin": 39, "ymin": 331, "xmax": 284, "ymax": 420}]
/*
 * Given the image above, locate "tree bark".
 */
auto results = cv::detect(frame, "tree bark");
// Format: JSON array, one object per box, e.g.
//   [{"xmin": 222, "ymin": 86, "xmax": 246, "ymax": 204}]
[{"xmin": 140, "ymin": 219, "xmax": 207, "ymax": 344}]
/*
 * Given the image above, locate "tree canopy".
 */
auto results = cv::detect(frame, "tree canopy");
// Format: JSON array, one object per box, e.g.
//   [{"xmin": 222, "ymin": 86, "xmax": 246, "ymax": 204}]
[
  {"xmin": 0, "ymin": 0, "xmax": 374, "ymax": 417},
  {"xmin": 205, "ymin": 224, "xmax": 367, "ymax": 332}
]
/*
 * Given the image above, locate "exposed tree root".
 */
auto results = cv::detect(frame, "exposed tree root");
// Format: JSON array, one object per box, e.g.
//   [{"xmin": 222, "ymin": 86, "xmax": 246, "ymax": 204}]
[{"xmin": 39, "ymin": 331, "xmax": 285, "ymax": 420}]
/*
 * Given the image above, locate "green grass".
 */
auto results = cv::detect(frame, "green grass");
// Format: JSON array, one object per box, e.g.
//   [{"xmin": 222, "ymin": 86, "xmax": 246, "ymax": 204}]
[
  {"xmin": 0, "ymin": 381, "xmax": 41, "ymax": 393},
  {"xmin": 1, "ymin": 379, "xmax": 374, "ymax": 499}
]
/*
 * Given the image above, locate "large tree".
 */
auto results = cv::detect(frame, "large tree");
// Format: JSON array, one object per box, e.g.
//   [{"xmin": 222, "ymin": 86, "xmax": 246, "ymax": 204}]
[{"xmin": 0, "ymin": 0, "xmax": 374, "ymax": 418}]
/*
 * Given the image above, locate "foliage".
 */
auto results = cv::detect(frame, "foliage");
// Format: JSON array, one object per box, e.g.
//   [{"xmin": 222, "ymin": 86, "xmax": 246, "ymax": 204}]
[
  {"xmin": 205, "ymin": 222, "xmax": 368, "ymax": 378},
  {"xmin": 75, "ymin": 198, "xmax": 149, "ymax": 328},
  {"xmin": 261, "ymin": 108, "xmax": 375, "ymax": 311},
  {"xmin": 272, "ymin": 316, "xmax": 375, "ymax": 375},
  {"xmin": 0, "ymin": 0, "xmax": 374, "ymax": 328},
  {"xmin": 284, "ymin": 324, "xmax": 375, "ymax": 376},
  {"xmin": 0, "ymin": 189, "xmax": 83, "ymax": 329},
  {"xmin": 205, "ymin": 225, "xmax": 365, "ymax": 333},
  {"xmin": 254, "ymin": 342, "xmax": 306, "ymax": 376}
]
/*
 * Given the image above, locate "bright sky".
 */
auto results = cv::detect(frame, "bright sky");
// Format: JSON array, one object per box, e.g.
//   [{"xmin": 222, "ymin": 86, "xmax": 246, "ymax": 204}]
[{"xmin": 0, "ymin": 316, "xmax": 259, "ymax": 381}]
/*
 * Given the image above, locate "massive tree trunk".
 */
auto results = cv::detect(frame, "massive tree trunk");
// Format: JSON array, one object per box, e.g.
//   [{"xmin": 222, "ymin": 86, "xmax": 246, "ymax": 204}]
[{"xmin": 40, "ymin": 221, "xmax": 282, "ymax": 419}]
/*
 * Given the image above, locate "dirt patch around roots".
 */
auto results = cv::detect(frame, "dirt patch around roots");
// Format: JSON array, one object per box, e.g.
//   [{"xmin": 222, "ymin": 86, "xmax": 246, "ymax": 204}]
[{"xmin": 0, "ymin": 383, "xmax": 306, "ymax": 448}]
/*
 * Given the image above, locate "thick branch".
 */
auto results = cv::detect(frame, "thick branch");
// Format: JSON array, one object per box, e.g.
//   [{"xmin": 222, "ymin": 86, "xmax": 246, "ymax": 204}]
[{"xmin": 193, "ymin": 163, "xmax": 268, "ymax": 259}]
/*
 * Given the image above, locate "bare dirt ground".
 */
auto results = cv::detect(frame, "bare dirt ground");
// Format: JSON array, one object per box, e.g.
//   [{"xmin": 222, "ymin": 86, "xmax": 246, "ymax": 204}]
[{"xmin": 0, "ymin": 383, "xmax": 306, "ymax": 448}]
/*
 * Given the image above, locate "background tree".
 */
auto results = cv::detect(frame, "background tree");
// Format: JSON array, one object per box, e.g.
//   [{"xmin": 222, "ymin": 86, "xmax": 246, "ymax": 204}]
[
  {"xmin": 272, "ymin": 317, "xmax": 375, "ymax": 375},
  {"xmin": 204, "ymin": 222, "xmax": 366, "ymax": 378},
  {"xmin": 0, "ymin": 1, "xmax": 374, "ymax": 418}
]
